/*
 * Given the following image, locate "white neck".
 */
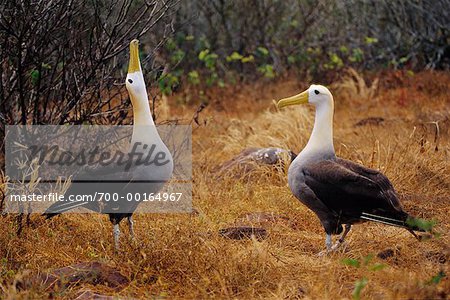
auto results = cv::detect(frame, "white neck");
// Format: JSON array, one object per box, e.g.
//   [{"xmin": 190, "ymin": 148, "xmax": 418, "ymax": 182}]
[
  {"xmin": 303, "ymin": 101, "xmax": 335, "ymax": 155},
  {"xmin": 130, "ymin": 89, "xmax": 158, "ymax": 144},
  {"xmin": 131, "ymin": 89, "xmax": 154, "ymax": 126}
]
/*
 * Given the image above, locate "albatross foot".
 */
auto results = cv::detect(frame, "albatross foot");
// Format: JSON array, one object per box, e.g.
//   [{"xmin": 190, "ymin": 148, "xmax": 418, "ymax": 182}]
[
  {"xmin": 317, "ymin": 241, "xmax": 348, "ymax": 256},
  {"xmin": 330, "ymin": 240, "xmax": 348, "ymax": 252}
]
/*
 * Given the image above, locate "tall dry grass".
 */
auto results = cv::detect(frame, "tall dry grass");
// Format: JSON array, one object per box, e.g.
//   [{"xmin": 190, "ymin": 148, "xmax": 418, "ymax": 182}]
[{"xmin": 1, "ymin": 70, "xmax": 449, "ymax": 299}]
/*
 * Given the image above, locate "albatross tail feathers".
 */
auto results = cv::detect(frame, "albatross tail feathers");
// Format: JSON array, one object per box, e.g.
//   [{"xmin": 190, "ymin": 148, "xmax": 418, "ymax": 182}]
[
  {"xmin": 42, "ymin": 199, "xmax": 89, "ymax": 219},
  {"xmin": 360, "ymin": 212, "xmax": 426, "ymax": 232}
]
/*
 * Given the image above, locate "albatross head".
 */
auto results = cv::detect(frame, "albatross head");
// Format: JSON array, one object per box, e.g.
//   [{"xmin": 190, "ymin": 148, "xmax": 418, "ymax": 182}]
[
  {"xmin": 125, "ymin": 39, "xmax": 154, "ymax": 127},
  {"xmin": 277, "ymin": 84, "xmax": 333, "ymax": 108},
  {"xmin": 277, "ymin": 84, "xmax": 335, "ymax": 156},
  {"xmin": 126, "ymin": 39, "xmax": 147, "ymax": 106}
]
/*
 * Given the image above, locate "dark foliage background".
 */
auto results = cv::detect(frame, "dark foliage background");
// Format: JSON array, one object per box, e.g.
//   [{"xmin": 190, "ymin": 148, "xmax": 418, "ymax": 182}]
[
  {"xmin": 0, "ymin": 0, "xmax": 448, "ymax": 130},
  {"xmin": 164, "ymin": 0, "xmax": 449, "ymax": 89}
]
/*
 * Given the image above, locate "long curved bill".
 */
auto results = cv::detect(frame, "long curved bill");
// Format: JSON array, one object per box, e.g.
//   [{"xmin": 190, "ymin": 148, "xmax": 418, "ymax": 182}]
[
  {"xmin": 128, "ymin": 39, "xmax": 141, "ymax": 73},
  {"xmin": 277, "ymin": 90, "xmax": 309, "ymax": 108}
]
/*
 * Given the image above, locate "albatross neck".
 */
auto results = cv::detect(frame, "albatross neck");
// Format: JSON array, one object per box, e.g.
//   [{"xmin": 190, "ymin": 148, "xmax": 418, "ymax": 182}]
[
  {"xmin": 132, "ymin": 90, "xmax": 154, "ymax": 126},
  {"xmin": 304, "ymin": 100, "xmax": 335, "ymax": 156},
  {"xmin": 130, "ymin": 89, "xmax": 159, "ymax": 144}
]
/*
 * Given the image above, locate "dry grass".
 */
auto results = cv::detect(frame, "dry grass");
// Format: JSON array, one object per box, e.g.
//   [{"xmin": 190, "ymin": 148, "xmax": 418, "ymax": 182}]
[
  {"xmin": 332, "ymin": 68, "xmax": 379, "ymax": 107},
  {"xmin": 1, "ymin": 70, "xmax": 449, "ymax": 299}
]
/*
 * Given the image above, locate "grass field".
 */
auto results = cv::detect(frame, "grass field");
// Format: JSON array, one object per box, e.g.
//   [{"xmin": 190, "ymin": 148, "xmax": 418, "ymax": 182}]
[{"xmin": 1, "ymin": 70, "xmax": 449, "ymax": 299}]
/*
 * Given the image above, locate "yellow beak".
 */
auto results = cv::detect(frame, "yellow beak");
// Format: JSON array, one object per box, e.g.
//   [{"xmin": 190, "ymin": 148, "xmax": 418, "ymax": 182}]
[
  {"xmin": 128, "ymin": 39, "xmax": 141, "ymax": 73},
  {"xmin": 277, "ymin": 90, "xmax": 309, "ymax": 108}
]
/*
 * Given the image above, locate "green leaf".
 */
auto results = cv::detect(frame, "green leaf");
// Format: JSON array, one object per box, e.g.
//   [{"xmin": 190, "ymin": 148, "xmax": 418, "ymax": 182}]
[
  {"xmin": 30, "ymin": 69, "xmax": 40, "ymax": 85},
  {"xmin": 352, "ymin": 277, "xmax": 368, "ymax": 300},
  {"xmin": 399, "ymin": 57, "xmax": 408, "ymax": 64},
  {"xmin": 369, "ymin": 263, "xmax": 386, "ymax": 271},
  {"xmin": 350, "ymin": 48, "xmax": 364, "ymax": 63},
  {"xmin": 257, "ymin": 64, "xmax": 275, "ymax": 78},
  {"xmin": 340, "ymin": 46, "xmax": 349, "ymax": 54},
  {"xmin": 257, "ymin": 46, "xmax": 269, "ymax": 56},
  {"xmin": 342, "ymin": 258, "xmax": 360, "ymax": 268},
  {"xmin": 241, "ymin": 55, "xmax": 254, "ymax": 63},
  {"xmin": 166, "ymin": 38, "xmax": 177, "ymax": 51},
  {"xmin": 158, "ymin": 73, "xmax": 179, "ymax": 95},
  {"xmin": 205, "ymin": 72, "xmax": 218, "ymax": 86},
  {"xmin": 329, "ymin": 53, "xmax": 344, "ymax": 68},
  {"xmin": 5, "ymin": 270, "xmax": 15, "ymax": 278},
  {"xmin": 287, "ymin": 55, "xmax": 295, "ymax": 64},
  {"xmin": 427, "ymin": 271, "xmax": 445, "ymax": 285},
  {"xmin": 208, "ymin": 53, "xmax": 218, "ymax": 60},
  {"xmin": 226, "ymin": 51, "xmax": 243, "ymax": 62},
  {"xmin": 199, "ymin": 36, "xmax": 210, "ymax": 49},
  {"xmin": 323, "ymin": 63, "xmax": 332, "ymax": 70},
  {"xmin": 364, "ymin": 37, "xmax": 378, "ymax": 45},
  {"xmin": 203, "ymin": 53, "xmax": 218, "ymax": 70},
  {"xmin": 171, "ymin": 49, "xmax": 185, "ymax": 64},
  {"xmin": 198, "ymin": 49, "xmax": 210, "ymax": 61},
  {"xmin": 406, "ymin": 218, "xmax": 436, "ymax": 232},
  {"xmin": 187, "ymin": 71, "xmax": 200, "ymax": 85},
  {"xmin": 185, "ymin": 35, "xmax": 194, "ymax": 41}
]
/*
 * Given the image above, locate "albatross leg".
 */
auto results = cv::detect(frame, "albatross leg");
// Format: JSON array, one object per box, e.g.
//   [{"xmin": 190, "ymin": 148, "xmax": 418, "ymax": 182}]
[
  {"xmin": 320, "ymin": 226, "xmax": 352, "ymax": 255},
  {"xmin": 330, "ymin": 224, "xmax": 351, "ymax": 251},
  {"xmin": 339, "ymin": 224, "xmax": 351, "ymax": 243},
  {"xmin": 318, "ymin": 234, "xmax": 333, "ymax": 256},
  {"xmin": 325, "ymin": 234, "xmax": 333, "ymax": 250},
  {"xmin": 128, "ymin": 216, "xmax": 135, "ymax": 240},
  {"xmin": 407, "ymin": 229, "xmax": 420, "ymax": 240},
  {"xmin": 113, "ymin": 224, "xmax": 120, "ymax": 250}
]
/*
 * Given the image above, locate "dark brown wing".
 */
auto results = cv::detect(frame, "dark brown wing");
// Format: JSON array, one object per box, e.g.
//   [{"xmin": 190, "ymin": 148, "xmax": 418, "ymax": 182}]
[
  {"xmin": 335, "ymin": 158, "xmax": 403, "ymax": 211},
  {"xmin": 302, "ymin": 159, "xmax": 407, "ymax": 223}
]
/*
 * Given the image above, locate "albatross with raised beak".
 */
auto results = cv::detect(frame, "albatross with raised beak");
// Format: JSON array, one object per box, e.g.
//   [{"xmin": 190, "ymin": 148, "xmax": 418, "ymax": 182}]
[
  {"xmin": 277, "ymin": 85, "xmax": 424, "ymax": 252},
  {"xmin": 44, "ymin": 40, "xmax": 173, "ymax": 249}
]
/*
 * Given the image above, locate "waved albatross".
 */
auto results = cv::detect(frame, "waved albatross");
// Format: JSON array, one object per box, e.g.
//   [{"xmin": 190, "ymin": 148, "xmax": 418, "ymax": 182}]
[
  {"xmin": 44, "ymin": 40, "xmax": 174, "ymax": 249},
  {"xmin": 277, "ymin": 85, "xmax": 424, "ymax": 252}
]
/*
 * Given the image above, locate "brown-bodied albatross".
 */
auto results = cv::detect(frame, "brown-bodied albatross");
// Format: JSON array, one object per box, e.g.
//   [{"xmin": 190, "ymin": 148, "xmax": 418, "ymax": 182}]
[{"xmin": 277, "ymin": 85, "xmax": 424, "ymax": 252}]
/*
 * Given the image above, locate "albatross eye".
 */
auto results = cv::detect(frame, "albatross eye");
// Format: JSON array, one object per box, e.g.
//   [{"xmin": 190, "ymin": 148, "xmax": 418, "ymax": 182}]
[
  {"xmin": 128, "ymin": 79, "xmax": 133, "ymax": 84},
  {"xmin": 314, "ymin": 90, "xmax": 320, "ymax": 95}
]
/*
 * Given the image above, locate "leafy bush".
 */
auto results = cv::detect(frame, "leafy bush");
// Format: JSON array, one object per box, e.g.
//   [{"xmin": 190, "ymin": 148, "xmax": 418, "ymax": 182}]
[
  {"xmin": 155, "ymin": 0, "xmax": 448, "ymax": 91},
  {"xmin": 2, "ymin": 0, "xmax": 448, "ymax": 109}
]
